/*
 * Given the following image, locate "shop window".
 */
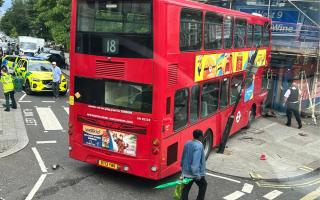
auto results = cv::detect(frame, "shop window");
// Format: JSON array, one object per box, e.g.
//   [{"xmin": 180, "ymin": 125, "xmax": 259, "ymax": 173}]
[
  {"xmin": 180, "ymin": 9, "xmax": 203, "ymax": 51},
  {"xmin": 205, "ymin": 12, "xmax": 223, "ymax": 50}
]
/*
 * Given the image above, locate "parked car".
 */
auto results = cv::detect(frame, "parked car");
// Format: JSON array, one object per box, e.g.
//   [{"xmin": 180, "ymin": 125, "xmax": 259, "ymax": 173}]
[{"xmin": 37, "ymin": 52, "xmax": 67, "ymax": 69}]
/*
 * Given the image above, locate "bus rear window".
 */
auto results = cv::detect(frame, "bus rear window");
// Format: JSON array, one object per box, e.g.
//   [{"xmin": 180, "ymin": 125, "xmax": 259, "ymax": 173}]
[
  {"xmin": 105, "ymin": 81, "xmax": 153, "ymax": 113},
  {"xmin": 74, "ymin": 77, "xmax": 153, "ymax": 113}
]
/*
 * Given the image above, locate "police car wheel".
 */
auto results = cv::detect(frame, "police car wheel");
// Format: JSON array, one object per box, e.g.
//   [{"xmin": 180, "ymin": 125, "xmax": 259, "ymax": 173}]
[{"xmin": 25, "ymin": 81, "xmax": 33, "ymax": 95}]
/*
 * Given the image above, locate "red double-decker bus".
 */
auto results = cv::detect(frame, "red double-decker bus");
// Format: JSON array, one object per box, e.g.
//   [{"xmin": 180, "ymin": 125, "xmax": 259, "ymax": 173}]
[{"xmin": 69, "ymin": 0, "xmax": 271, "ymax": 180}]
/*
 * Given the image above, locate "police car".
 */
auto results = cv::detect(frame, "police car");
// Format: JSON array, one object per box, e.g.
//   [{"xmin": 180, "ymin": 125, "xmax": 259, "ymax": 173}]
[{"xmin": 14, "ymin": 57, "xmax": 67, "ymax": 95}]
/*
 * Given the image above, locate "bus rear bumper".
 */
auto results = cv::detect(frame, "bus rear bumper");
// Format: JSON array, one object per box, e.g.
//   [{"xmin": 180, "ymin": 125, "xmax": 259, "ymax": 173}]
[{"xmin": 69, "ymin": 142, "xmax": 161, "ymax": 180}]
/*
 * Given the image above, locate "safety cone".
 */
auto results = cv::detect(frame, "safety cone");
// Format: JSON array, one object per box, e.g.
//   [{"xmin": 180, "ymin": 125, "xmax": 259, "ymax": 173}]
[{"xmin": 260, "ymin": 153, "xmax": 266, "ymax": 160}]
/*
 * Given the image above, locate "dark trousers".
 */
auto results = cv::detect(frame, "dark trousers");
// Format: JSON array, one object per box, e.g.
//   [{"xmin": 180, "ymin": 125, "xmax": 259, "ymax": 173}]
[
  {"xmin": 286, "ymin": 103, "xmax": 302, "ymax": 126},
  {"xmin": 182, "ymin": 177, "xmax": 207, "ymax": 200},
  {"xmin": 52, "ymin": 82, "xmax": 59, "ymax": 98},
  {"xmin": 4, "ymin": 91, "xmax": 17, "ymax": 110}
]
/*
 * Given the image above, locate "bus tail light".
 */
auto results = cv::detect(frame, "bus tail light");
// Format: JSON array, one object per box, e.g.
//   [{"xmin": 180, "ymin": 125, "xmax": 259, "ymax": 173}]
[
  {"xmin": 152, "ymin": 139, "xmax": 160, "ymax": 146},
  {"xmin": 68, "ymin": 123, "xmax": 74, "ymax": 135},
  {"xmin": 152, "ymin": 147, "xmax": 159, "ymax": 155}
]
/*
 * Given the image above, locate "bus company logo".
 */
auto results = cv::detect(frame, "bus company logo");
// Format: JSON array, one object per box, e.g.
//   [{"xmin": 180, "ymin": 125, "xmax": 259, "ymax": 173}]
[
  {"xmin": 83, "ymin": 125, "xmax": 104, "ymax": 136},
  {"xmin": 236, "ymin": 111, "xmax": 241, "ymax": 123}
]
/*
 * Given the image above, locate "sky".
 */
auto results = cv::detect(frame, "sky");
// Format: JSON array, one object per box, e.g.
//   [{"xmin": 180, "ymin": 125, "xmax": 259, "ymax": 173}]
[{"xmin": 0, "ymin": 0, "xmax": 12, "ymax": 17}]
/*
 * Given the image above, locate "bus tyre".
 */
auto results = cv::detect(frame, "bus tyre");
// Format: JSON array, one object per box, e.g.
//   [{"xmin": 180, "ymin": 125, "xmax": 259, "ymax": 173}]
[
  {"xmin": 203, "ymin": 130, "xmax": 213, "ymax": 160},
  {"xmin": 245, "ymin": 107, "xmax": 256, "ymax": 129},
  {"xmin": 25, "ymin": 81, "xmax": 33, "ymax": 95}
]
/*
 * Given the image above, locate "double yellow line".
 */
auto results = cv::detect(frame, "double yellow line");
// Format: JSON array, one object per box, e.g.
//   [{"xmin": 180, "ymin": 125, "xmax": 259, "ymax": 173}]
[
  {"xmin": 300, "ymin": 186, "xmax": 320, "ymax": 200},
  {"xmin": 257, "ymin": 178, "xmax": 320, "ymax": 189}
]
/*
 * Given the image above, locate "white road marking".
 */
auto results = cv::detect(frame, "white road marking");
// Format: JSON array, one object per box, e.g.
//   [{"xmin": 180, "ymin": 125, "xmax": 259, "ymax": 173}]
[
  {"xmin": 242, "ymin": 183, "xmax": 254, "ymax": 194},
  {"xmin": 42, "ymin": 101, "xmax": 55, "ymax": 103},
  {"xmin": 64, "ymin": 107, "xmax": 69, "ymax": 114},
  {"xmin": 36, "ymin": 141, "xmax": 57, "ymax": 144},
  {"xmin": 19, "ymin": 93, "xmax": 27, "ymax": 101},
  {"xmin": 261, "ymin": 123, "xmax": 277, "ymax": 130},
  {"xmin": 263, "ymin": 190, "xmax": 283, "ymax": 200},
  {"xmin": 206, "ymin": 172, "xmax": 241, "ymax": 184},
  {"xmin": 36, "ymin": 107, "xmax": 63, "ymax": 130},
  {"xmin": 223, "ymin": 191, "xmax": 245, "ymax": 200},
  {"xmin": 32, "ymin": 147, "xmax": 47, "ymax": 173},
  {"xmin": 19, "ymin": 101, "xmax": 32, "ymax": 103},
  {"xmin": 25, "ymin": 174, "xmax": 47, "ymax": 200}
]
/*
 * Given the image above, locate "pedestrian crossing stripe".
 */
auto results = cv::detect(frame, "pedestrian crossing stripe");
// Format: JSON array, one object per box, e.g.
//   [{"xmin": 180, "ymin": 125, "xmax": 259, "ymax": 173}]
[
  {"xmin": 36, "ymin": 107, "xmax": 63, "ymax": 131},
  {"xmin": 263, "ymin": 190, "xmax": 283, "ymax": 200}
]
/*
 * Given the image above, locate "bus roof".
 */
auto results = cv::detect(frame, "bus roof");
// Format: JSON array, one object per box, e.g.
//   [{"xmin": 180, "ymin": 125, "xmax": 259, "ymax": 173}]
[{"xmin": 164, "ymin": 0, "xmax": 271, "ymax": 23}]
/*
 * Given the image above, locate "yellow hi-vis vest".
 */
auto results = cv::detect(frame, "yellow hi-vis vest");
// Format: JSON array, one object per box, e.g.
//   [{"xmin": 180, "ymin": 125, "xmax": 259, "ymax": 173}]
[{"xmin": 1, "ymin": 72, "xmax": 14, "ymax": 93}]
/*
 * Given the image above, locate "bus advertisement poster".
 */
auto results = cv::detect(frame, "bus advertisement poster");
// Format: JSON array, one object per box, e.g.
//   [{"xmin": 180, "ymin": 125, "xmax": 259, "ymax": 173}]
[
  {"xmin": 83, "ymin": 125, "xmax": 137, "ymax": 157},
  {"xmin": 195, "ymin": 50, "xmax": 266, "ymax": 82}
]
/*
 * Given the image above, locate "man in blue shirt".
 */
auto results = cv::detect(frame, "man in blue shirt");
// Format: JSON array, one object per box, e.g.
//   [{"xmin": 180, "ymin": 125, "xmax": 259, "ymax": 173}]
[
  {"xmin": 52, "ymin": 62, "xmax": 62, "ymax": 99},
  {"xmin": 181, "ymin": 130, "xmax": 207, "ymax": 200}
]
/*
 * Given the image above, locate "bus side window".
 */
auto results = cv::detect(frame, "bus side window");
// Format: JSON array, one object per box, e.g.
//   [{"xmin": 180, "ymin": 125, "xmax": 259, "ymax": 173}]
[
  {"xmin": 263, "ymin": 22, "xmax": 271, "ymax": 47},
  {"xmin": 253, "ymin": 25, "xmax": 262, "ymax": 46},
  {"xmin": 201, "ymin": 81, "xmax": 220, "ymax": 118},
  {"xmin": 190, "ymin": 85, "xmax": 200, "ymax": 123},
  {"xmin": 224, "ymin": 16, "xmax": 234, "ymax": 49},
  {"xmin": 230, "ymin": 75, "xmax": 243, "ymax": 105},
  {"xmin": 180, "ymin": 9, "xmax": 203, "ymax": 51},
  {"xmin": 247, "ymin": 24, "xmax": 253, "ymax": 48},
  {"xmin": 174, "ymin": 89, "xmax": 189, "ymax": 130},
  {"xmin": 234, "ymin": 18, "xmax": 247, "ymax": 48},
  {"xmin": 204, "ymin": 12, "xmax": 223, "ymax": 50},
  {"xmin": 220, "ymin": 78, "xmax": 229, "ymax": 109}
]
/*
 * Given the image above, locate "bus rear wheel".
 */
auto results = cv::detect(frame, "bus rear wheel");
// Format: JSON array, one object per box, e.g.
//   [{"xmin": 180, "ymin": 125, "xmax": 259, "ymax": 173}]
[{"xmin": 203, "ymin": 130, "xmax": 213, "ymax": 160}]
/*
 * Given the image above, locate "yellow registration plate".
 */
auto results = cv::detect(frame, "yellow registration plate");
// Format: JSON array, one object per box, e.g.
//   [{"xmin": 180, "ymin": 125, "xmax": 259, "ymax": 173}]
[{"xmin": 98, "ymin": 160, "xmax": 120, "ymax": 170}]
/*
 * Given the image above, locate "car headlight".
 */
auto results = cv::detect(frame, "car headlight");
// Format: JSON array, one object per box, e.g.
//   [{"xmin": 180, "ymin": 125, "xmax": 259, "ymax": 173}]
[{"xmin": 32, "ymin": 78, "xmax": 40, "ymax": 82}]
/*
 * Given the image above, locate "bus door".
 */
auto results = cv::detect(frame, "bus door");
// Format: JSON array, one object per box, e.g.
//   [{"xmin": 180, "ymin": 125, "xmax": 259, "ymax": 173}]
[{"xmin": 230, "ymin": 74, "xmax": 246, "ymax": 134}]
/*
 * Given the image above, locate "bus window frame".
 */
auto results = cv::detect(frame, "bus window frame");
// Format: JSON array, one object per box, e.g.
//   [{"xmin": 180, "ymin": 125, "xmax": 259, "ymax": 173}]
[
  {"xmin": 234, "ymin": 18, "xmax": 247, "ymax": 48},
  {"xmin": 201, "ymin": 80, "xmax": 220, "ymax": 119},
  {"xmin": 180, "ymin": 8, "xmax": 203, "ymax": 52},
  {"xmin": 204, "ymin": 11, "xmax": 223, "ymax": 51},
  {"xmin": 220, "ymin": 76, "xmax": 230, "ymax": 110},
  {"xmin": 223, "ymin": 16, "xmax": 234, "ymax": 50},
  {"xmin": 189, "ymin": 84, "xmax": 200, "ymax": 124},
  {"xmin": 173, "ymin": 88, "xmax": 190, "ymax": 131}
]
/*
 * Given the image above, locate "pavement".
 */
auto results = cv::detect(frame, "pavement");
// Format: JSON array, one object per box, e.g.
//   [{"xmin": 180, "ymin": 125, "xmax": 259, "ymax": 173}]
[
  {"xmin": 0, "ymin": 95, "xmax": 29, "ymax": 158},
  {"xmin": 207, "ymin": 114, "xmax": 320, "ymax": 182}
]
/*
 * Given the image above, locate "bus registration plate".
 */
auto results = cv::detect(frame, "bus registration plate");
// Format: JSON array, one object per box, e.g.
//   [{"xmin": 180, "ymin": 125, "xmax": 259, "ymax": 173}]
[{"xmin": 98, "ymin": 160, "xmax": 119, "ymax": 170}]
